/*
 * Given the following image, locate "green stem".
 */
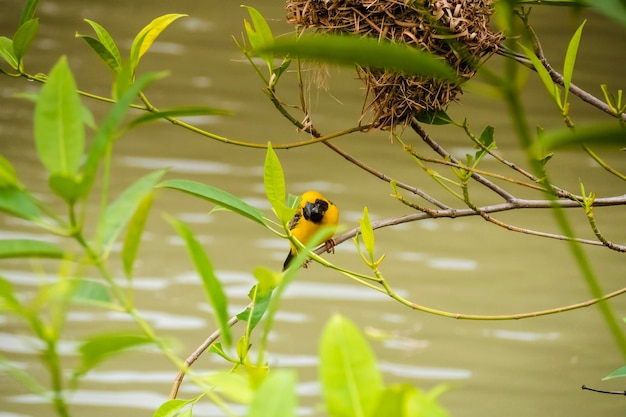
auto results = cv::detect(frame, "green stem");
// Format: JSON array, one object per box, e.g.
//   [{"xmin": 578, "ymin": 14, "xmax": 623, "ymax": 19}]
[{"xmin": 44, "ymin": 340, "xmax": 71, "ymax": 417}]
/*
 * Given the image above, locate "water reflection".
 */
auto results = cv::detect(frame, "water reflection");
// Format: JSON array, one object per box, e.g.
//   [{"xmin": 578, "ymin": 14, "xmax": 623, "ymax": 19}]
[{"xmin": 483, "ymin": 329, "xmax": 560, "ymax": 342}]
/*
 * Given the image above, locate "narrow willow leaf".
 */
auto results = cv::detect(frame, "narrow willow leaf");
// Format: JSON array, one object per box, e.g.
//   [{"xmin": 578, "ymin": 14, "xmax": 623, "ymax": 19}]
[
  {"xmin": 603, "ymin": 365, "xmax": 626, "ymax": 380},
  {"xmin": 122, "ymin": 192, "xmax": 154, "ymax": 279},
  {"xmin": 0, "ymin": 155, "xmax": 18, "ymax": 187},
  {"xmin": 71, "ymin": 279, "xmax": 112, "ymax": 306},
  {"xmin": 260, "ymin": 35, "xmax": 457, "ymax": 81},
  {"xmin": 48, "ymin": 172, "xmax": 82, "ymax": 204},
  {"xmin": 128, "ymin": 106, "xmax": 232, "ymax": 129},
  {"xmin": 34, "ymin": 56, "xmax": 84, "ymax": 176},
  {"xmin": 237, "ymin": 266, "xmax": 277, "ymax": 332},
  {"xmin": 77, "ymin": 333, "xmax": 153, "ymax": 375},
  {"xmin": 359, "ymin": 207, "xmax": 375, "ymax": 262},
  {"xmin": 0, "ymin": 276, "xmax": 22, "ymax": 312},
  {"xmin": 82, "ymin": 19, "xmax": 121, "ymax": 72},
  {"xmin": 76, "ymin": 35, "xmax": 120, "ymax": 73},
  {"xmin": 129, "ymin": 14, "xmax": 187, "ymax": 74},
  {"xmin": 112, "ymin": 60, "xmax": 134, "ymax": 100},
  {"xmin": 0, "ymin": 239, "xmax": 64, "ymax": 259},
  {"xmin": 415, "ymin": 109, "xmax": 453, "ymax": 125},
  {"xmin": 19, "ymin": 0, "xmax": 39, "ymax": 27},
  {"xmin": 241, "ymin": 6, "xmax": 274, "ymax": 48},
  {"xmin": 0, "ymin": 37, "xmax": 18, "ymax": 70},
  {"xmin": 248, "ymin": 371, "xmax": 297, "ymax": 417},
  {"xmin": 264, "ymin": 142, "xmax": 287, "ymax": 222},
  {"xmin": 157, "ymin": 179, "xmax": 266, "ymax": 226},
  {"xmin": 587, "ymin": 1, "xmax": 626, "ymax": 27},
  {"xmin": 370, "ymin": 385, "xmax": 413, "ymax": 417},
  {"xmin": 236, "ymin": 284, "xmax": 272, "ymax": 333},
  {"xmin": 474, "ymin": 125, "xmax": 495, "ymax": 164},
  {"xmin": 562, "ymin": 20, "xmax": 586, "ymax": 106},
  {"xmin": 167, "ymin": 217, "xmax": 232, "ymax": 347},
  {"xmin": 12, "ymin": 18, "xmax": 39, "ymax": 68},
  {"xmin": 204, "ymin": 372, "xmax": 253, "ymax": 404},
  {"xmin": 319, "ymin": 314, "xmax": 383, "ymax": 417},
  {"xmin": 405, "ymin": 385, "xmax": 451, "ymax": 417},
  {"xmin": 80, "ymin": 71, "xmax": 166, "ymax": 197},
  {"xmin": 96, "ymin": 169, "xmax": 166, "ymax": 253},
  {"xmin": 152, "ymin": 397, "xmax": 199, "ymax": 417},
  {"xmin": 540, "ymin": 123, "xmax": 626, "ymax": 149},
  {"xmin": 0, "ymin": 187, "xmax": 42, "ymax": 220},
  {"xmin": 519, "ymin": 43, "xmax": 558, "ymax": 104}
]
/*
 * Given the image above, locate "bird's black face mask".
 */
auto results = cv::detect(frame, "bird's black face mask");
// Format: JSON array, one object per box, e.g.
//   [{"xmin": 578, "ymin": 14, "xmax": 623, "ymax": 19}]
[{"xmin": 303, "ymin": 199, "xmax": 329, "ymax": 224}]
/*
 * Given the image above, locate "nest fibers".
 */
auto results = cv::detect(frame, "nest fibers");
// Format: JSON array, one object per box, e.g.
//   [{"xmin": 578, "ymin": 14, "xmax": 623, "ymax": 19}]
[{"xmin": 286, "ymin": 0, "xmax": 504, "ymax": 130}]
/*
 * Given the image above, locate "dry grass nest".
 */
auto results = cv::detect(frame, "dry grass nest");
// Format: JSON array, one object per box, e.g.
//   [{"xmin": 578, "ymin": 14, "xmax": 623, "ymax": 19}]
[{"xmin": 286, "ymin": 0, "xmax": 504, "ymax": 130}]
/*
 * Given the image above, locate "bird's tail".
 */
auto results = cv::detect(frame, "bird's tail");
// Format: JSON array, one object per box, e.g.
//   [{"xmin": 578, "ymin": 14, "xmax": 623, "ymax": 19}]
[{"xmin": 283, "ymin": 251, "xmax": 295, "ymax": 271}]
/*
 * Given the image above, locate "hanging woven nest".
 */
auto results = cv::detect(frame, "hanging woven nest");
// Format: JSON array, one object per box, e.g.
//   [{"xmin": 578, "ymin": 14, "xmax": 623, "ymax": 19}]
[{"xmin": 286, "ymin": 0, "xmax": 504, "ymax": 130}]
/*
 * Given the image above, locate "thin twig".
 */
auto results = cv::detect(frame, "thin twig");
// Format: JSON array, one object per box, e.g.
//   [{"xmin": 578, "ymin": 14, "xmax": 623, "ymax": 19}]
[
  {"xmin": 169, "ymin": 306, "xmax": 247, "ymax": 400},
  {"xmin": 582, "ymin": 385, "xmax": 626, "ymax": 396},
  {"xmin": 328, "ymin": 195, "xmax": 626, "ymax": 252},
  {"xmin": 411, "ymin": 121, "xmax": 518, "ymax": 202}
]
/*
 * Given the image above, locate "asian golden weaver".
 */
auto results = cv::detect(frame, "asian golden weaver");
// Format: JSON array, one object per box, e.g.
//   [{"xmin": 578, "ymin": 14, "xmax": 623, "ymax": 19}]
[{"xmin": 283, "ymin": 190, "xmax": 339, "ymax": 270}]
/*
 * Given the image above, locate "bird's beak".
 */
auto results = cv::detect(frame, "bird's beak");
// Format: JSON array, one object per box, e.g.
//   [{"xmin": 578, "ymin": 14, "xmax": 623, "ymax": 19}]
[{"xmin": 303, "ymin": 201, "xmax": 316, "ymax": 220}]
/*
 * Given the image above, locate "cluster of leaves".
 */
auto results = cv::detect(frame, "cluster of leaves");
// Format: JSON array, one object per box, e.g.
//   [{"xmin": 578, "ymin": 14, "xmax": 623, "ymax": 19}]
[{"xmin": 0, "ymin": 2, "xmax": 454, "ymax": 416}]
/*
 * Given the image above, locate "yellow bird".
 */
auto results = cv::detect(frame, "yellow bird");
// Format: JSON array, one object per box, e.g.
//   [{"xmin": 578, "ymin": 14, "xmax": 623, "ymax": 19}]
[{"xmin": 283, "ymin": 190, "xmax": 339, "ymax": 270}]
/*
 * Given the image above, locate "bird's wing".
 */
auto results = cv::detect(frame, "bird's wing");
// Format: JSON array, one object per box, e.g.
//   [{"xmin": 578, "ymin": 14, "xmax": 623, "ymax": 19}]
[{"xmin": 288, "ymin": 209, "xmax": 302, "ymax": 231}]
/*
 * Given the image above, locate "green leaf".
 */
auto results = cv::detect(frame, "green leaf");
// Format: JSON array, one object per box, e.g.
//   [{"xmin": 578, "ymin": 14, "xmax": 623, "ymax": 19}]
[
  {"xmin": 112, "ymin": 60, "xmax": 134, "ymax": 100},
  {"xmin": 474, "ymin": 125, "xmax": 496, "ymax": 164},
  {"xmin": 122, "ymin": 193, "xmax": 154, "ymax": 279},
  {"xmin": 247, "ymin": 370, "xmax": 297, "ymax": 417},
  {"xmin": 79, "ymin": 19, "xmax": 121, "ymax": 72},
  {"xmin": 77, "ymin": 333, "xmax": 153, "ymax": 375},
  {"xmin": 96, "ymin": 169, "xmax": 166, "ymax": 253},
  {"xmin": 264, "ymin": 142, "xmax": 288, "ymax": 222},
  {"xmin": 0, "ymin": 276, "xmax": 22, "ymax": 312},
  {"xmin": 371, "ymin": 385, "xmax": 412, "ymax": 417},
  {"xmin": 48, "ymin": 172, "xmax": 82, "ymax": 204},
  {"xmin": 157, "ymin": 179, "xmax": 266, "ymax": 226},
  {"xmin": 237, "ymin": 267, "xmax": 277, "ymax": 332},
  {"xmin": 237, "ymin": 285, "xmax": 273, "ymax": 334},
  {"xmin": 519, "ymin": 43, "xmax": 558, "ymax": 104},
  {"xmin": 128, "ymin": 106, "xmax": 232, "ymax": 129},
  {"xmin": 76, "ymin": 35, "xmax": 121, "ymax": 73},
  {"xmin": 587, "ymin": 0, "xmax": 626, "ymax": 27},
  {"xmin": 358, "ymin": 207, "xmax": 375, "ymax": 263},
  {"xmin": 603, "ymin": 365, "xmax": 626, "ymax": 380},
  {"xmin": 319, "ymin": 314, "xmax": 383, "ymax": 417},
  {"xmin": 0, "ymin": 239, "xmax": 64, "ymax": 259},
  {"xmin": 152, "ymin": 397, "xmax": 199, "ymax": 417},
  {"xmin": 204, "ymin": 372, "xmax": 253, "ymax": 404},
  {"xmin": 540, "ymin": 123, "xmax": 626, "ymax": 150},
  {"xmin": 0, "ymin": 187, "xmax": 42, "ymax": 220},
  {"xmin": 129, "ymin": 14, "xmax": 187, "ymax": 74},
  {"xmin": 34, "ymin": 56, "xmax": 84, "ymax": 176},
  {"xmin": 415, "ymin": 109, "xmax": 453, "ymax": 125},
  {"xmin": 19, "ymin": 0, "xmax": 39, "ymax": 27},
  {"xmin": 12, "ymin": 18, "xmax": 39, "ymax": 69},
  {"xmin": 259, "ymin": 34, "xmax": 457, "ymax": 82},
  {"xmin": 0, "ymin": 37, "xmax": 18, "ymax": 70},
  {"xmin": 241, "ymin": 5, "xmax": 274, "ymax": 69},
  {"xmin": 405, "ymin": 385, "xmax": 451, "ymax": 417},
  {"xmin": 0, "ymin": 155, "xmax": 18, "ymax": 187},
  {"xmin": 562, "ymin": 20, "xmax": 586, "ymax": 106},
  {"xmin": 71, "ymin": 279, "xmax": 113, "ymax": 307},
  {"xmin": 241, "ymin": 6, "xmax": 274, "ymax": 49},
  {"xmin": 80, "ymin": 71, "xmax": 166, "ymax": 197},
  {"xmin": 167, "ymin": 217, "xmax": 232, "ymax": 347}
]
